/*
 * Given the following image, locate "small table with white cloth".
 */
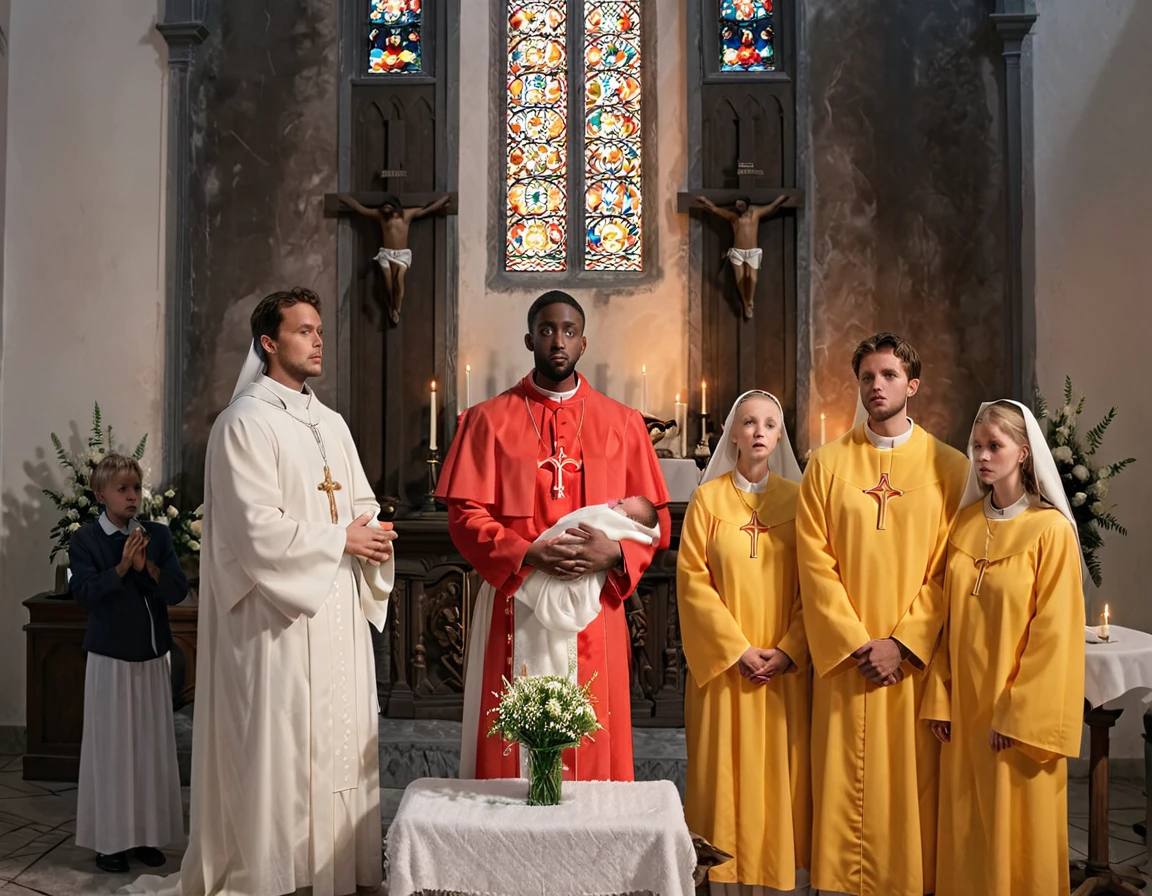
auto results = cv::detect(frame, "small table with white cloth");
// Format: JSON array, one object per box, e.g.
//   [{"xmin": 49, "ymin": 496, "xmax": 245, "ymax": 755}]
[
  {"xmin": 1073, "ymin": 625, "xmax": 1152, "ymax": 895},
  {"xmin": 385, "ymin": 777, "xmax": 697, "ymax": 896}
]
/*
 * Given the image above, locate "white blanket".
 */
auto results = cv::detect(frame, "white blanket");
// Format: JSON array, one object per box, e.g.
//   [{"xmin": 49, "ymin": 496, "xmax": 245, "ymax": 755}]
[
  {"xmin": 386, "ymin": 778, "xmax": 696, "ymax": 896},
  {"xmin": 514, "ymin": 505, "xmax": 658, "ymax": 683}
]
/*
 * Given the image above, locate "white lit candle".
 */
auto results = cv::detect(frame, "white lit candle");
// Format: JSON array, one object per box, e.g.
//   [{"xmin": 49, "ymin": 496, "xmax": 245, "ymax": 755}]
[
  {"xmin": 675, "ymin": 393, "xmax": 688, "ymax": 458},
  {"xmin": 641, "ymin": 365, "xmax": 649, "ymax": 415},
  {"xmin": 465, "ymin": 364, "xmax": 472, "ymax": 410},
  {"xmin": 701, "ymin": 380, "xmax": 708, "ymax": 416},
  {"xmin": 820, "ymin": 412, "xmax": 827, "ymax": 446},
  {"xmin": 1101, "ymin": 604, "xmax": 1110, "ymax": 640},
  {"xmin": 429, "ymin": 380, "xmax": 438, "ymax": 451}
]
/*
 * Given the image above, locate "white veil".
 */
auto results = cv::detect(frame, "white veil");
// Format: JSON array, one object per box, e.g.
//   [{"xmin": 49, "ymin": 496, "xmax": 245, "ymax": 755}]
[
  {"xmin": 959, "ymin": 399, "xmax": 1084, "ymax": 569},
  {"xmin": 701, "ymin": 390, "xmax": 803, "ymax": 485},
  {"xmin": 230, "ymin": 340, "xmax": 265, "ymax": 403}
]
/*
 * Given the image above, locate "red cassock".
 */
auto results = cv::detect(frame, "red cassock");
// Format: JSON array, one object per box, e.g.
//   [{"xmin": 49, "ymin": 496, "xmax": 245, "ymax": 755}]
[{"xmin": 434, "ymin": 373, "xmax": 671, "ymax": 780}]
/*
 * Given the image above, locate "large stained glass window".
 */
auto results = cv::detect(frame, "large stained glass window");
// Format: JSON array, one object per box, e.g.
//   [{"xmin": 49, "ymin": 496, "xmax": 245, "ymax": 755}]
[
  {"xmin": 507, "ymin": 4, "xmax": 569, "ymax": 272},
  {"xmin": 369, "ymin": 0, "xmax": 423, "ymax": 74},
  {"xmin": 719, "ymin": 0, "xmax": 775, "ymax": 72},
  {"xmin": 505, "ymin": 2, "xmax": 644, "ymax": 274},
  {"xmin": 583, "ymin": 2, "xmax": 642, "ymax": 271}
]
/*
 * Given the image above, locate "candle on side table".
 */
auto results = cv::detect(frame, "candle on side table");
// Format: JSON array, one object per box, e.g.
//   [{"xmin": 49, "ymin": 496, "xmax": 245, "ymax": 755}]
[{"xmin": 430, "ymin": 380, "xmax": 438, "ymax": 451}]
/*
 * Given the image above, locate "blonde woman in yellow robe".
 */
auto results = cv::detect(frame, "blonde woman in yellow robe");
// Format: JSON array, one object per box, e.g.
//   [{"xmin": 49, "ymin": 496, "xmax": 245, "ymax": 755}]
[
  {"xmin": 922, "ymin": 399, "xmax": 1085, "ymax": 896},
  {"xmin": 678, "ymin": 390, "xmax": 810, "ymax": 896}
]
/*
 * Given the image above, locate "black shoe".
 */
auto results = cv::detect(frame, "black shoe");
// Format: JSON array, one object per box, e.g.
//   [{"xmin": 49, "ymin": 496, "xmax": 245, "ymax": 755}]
[
  {"xmin": 95, "ymin": 852, "xmax": 129, "ymax": 873},
  {"xmin": 134, "ymin": 846, "xmax": 168, "ymax": 867}
]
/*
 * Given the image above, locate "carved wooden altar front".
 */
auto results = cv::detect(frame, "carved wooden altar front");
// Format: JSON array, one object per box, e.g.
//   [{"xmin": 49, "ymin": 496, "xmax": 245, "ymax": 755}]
[{"xmin": 376, "ymin": 505, "xmax": 688, "ymax": 727}]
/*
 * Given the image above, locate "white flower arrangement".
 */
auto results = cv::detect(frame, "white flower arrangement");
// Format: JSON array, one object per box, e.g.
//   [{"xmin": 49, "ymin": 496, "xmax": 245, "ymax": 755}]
[
  {"xmin": 43, "ymin": 402, "xmax": 204, "ymax": 563},
  {"xmin": 1037, "ymin": 378, "xmax": 1135, "ymax": 588},
  {"xmin": 487, "ymin": 672, "xmax": 602, "ymax": 751}
]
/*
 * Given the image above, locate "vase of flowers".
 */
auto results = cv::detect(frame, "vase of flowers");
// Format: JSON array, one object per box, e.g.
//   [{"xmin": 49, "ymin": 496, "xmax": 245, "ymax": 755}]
[
  {"xmin": 1036, "ymin": 378, "xmax": 1135, "ymax": 588},
  {"xmin": 42, "ymin": 403, "xmax": 203, "ymax": 570},
  {"xmin": 487, "ymin": 672, "xmax": 602, "ymax": 806}
]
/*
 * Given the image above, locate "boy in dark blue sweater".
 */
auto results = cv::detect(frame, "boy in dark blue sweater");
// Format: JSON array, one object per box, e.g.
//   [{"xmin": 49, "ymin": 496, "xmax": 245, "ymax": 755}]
[{"xmin": 68, "ymin": 453, "xmax": 188, "ymax": 874}]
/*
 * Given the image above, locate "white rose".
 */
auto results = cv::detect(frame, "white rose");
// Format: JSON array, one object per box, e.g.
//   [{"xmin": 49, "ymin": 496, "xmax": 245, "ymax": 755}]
[
  {"xmin": 68, "ymin": 522, "xmax": 81, "ymax": 532},
  {"xmin": 1062, "ymin": 404, "xmax": 1075, "ymax": 418},
  {"xmin": 77, "ymin": 496, "xmax": 89, "ymax": 508},
  {"xmin": 1097, "ymin": 465, "xmax": 1111, "ymax": 480},
  {"xmin": 194, "ymin": 504, "xmax": 204, "ymax": 516},
  {"xmin": 153, "ymin": 495, "xmax": 164, "ymax": 509},
  {"xmin": 188, "ymin": 540, "xmax": 201, "ymax": 552},
  {"xmin": 1051, "ymin": 446, "xmax": 1074, "ymax": 465},
  {"xmin": 1090, "ymin": 480, "xmax": 1109, "ymax": 499},
  {"xmin": 190, "ymin": 519, "xmax": 202, "ymax": 536},
  {"xmin": 1072, "ymin": 464, "xmax": 1090, "ymax": 482},
  {"xmin": 89, "ymin": 450, "xmax": 104, "ymax": 464},
  {"xmin": 165, "ymin": 505, "xmax": 178, "ymax": 520},
  {"xmin": 1072, "ymin": 492, "xmax": 1087, "ymax": 507},
  {"xmin": 165, "ymin": 488, "xmax": 176, "ymax": 498},
  {"xmin": 1091, "ymin": 502, "xmax": 1107, "ymax": 516}
]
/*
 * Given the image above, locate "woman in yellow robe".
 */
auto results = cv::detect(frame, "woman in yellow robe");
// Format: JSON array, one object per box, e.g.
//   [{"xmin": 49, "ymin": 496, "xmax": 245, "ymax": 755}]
[
  {"xmin": 922, "ymin": 399, "xmax": 1085, "ymax": 896},
  {"xmin": 677, "ymin": 390, "xmax": 810, "ymax": 895}
]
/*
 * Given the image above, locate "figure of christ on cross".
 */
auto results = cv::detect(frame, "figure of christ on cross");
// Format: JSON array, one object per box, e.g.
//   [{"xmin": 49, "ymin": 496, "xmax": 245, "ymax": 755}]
[
  {"xmin": 336, "ymin": 192, "xmax": 451, "ymax": 325},
  {"xmin": 695, "ymin": 194, "xmax": 786, "ymax": 320},
  {"xmin": 434, "ymin": 290, "xmax": 671, "ymax": 782}
]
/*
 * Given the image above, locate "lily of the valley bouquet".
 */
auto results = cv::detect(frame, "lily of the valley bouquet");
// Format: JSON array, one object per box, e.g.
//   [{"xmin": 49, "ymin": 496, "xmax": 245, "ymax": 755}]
[
  {"xmin": 487, "ymin": 672, "xmax": 602, "ymax": 805},
  {"xmin": 1036, "ymin": 378, "xmax": 1135, "ymax": 588},
  {"xmin": 43, "ymin": 402, "xmax": 204, "ymax": 564}
]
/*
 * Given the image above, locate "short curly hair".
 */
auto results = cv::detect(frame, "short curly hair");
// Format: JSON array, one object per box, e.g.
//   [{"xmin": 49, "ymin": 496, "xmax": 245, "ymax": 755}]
[
  {"xmin": 851, "ymin": 332, "xmax": 922, "ymax": 381},
  {"xmin": 250, "ymin": 287, "xmax": 322, "ymax": 361}
]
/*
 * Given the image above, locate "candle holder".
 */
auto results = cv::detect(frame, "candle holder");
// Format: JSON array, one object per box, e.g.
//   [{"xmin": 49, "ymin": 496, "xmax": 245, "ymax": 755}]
[
  {"xmin": 422, "ymin": 449, "xmax": 442, "ymax": 513},
  {"xmin": 693, "ymin": 412, "xmax": 712, "ymax": 470}
]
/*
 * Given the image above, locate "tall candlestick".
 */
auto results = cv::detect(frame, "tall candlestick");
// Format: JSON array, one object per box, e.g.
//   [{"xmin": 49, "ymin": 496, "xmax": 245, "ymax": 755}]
[
  {"xmin": 1101, "ymin": 604, "xmax": 1110, "ymax": 640},
  {"xmin": 641, "ymin": 365, "xmax": 649, "ymax": 415},
  {"xmin": 465, "ymin": 364, "xmax": 473, "ymax": 410},
  {"xmin": 701, "ymin": 380, "xmax": 708, "ymax": 416},
  {"xmin": 675, "ymin": 394, "xmax": 687, "ymax": 458},
  {"xmin": 429, "ymin": 380, "xmax": 438, "ymax": 451},
  {"xmin": 820, "ymin": 412, "xmax": 827, "ymax": 446}
]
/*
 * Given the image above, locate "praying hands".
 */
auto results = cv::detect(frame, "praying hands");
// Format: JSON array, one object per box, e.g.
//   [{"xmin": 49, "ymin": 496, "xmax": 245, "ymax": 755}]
[
  {"xmin": 736, "ymin": 646, "xmax": 794, "ymax": 684},
  {"xmin": 853, "ymin": 639, "xmax": 906, "ymax": 686}
]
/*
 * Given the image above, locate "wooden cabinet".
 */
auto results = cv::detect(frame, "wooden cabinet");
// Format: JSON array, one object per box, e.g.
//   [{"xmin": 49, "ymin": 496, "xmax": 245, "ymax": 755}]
[{"xmin": 22, "ymin": 592, "xmax": 198, "ymax": 782}]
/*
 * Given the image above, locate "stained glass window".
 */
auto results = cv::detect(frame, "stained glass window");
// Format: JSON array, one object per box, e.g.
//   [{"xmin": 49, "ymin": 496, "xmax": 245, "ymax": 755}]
[
  {"xmin": 369, "ymin": 0, "xmax": 423, "ymax": 74},
  {"xmin": 719, "ymin": 0, "xmax": 775, "ymax": 72},
  {"xmin": 583, "ymin": 1, "xmax": 642, "ymax": 271}
]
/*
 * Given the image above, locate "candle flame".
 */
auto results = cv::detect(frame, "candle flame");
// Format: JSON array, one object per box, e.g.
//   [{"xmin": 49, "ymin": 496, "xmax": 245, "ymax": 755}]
[
  {"xmin": 676, "ymin": 393, "xmax": 681, "ymax": 402},
  {"xmin": 1105, "ymin": 604, "xmax": 1110, "ymax": 620},
  {"xmin": 642, "ymin": 364, "xmax": 647, "ymax": 374},
  {"xmin": 821, "ymin": 412, "xmax": 827, "ymax": 422},
  {"xmin": 431, "ymin": 380, "xmax": 437, "ymax": 390},
  {"xmin": 702, "ymin": 380, "xmax": 706, "ymax": 389},
  {"xmin": 465, "ymin": 364, "xmax": 471, "ymax": 373}
]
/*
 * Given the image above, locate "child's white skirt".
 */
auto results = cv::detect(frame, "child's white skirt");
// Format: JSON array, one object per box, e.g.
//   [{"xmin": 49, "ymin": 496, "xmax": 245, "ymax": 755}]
[{"xmin": 75, "ymin": 652, "xmax": 183, "ymax": 854}]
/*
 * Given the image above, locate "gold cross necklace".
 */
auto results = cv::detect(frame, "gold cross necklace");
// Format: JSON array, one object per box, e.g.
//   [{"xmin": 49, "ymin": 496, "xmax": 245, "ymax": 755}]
[
  {"xmin": 524, "ymin": 394, "xmax": 586, "ymax": 499},
  {"xmin": 288, "ymin": 409, "xmax": 342, "ymax": 524},
  {"xmin": 731, "ymin": 473, "xmax": 772, "ymax": 559}
]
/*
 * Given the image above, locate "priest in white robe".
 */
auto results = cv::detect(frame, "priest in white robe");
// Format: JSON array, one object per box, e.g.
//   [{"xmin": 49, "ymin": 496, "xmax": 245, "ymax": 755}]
[{"xmin": 127, "ymin": 288, "xmax": 396, "ymax": 896}]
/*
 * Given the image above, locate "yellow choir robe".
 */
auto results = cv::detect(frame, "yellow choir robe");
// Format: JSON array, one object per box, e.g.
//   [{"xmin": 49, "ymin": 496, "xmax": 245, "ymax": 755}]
[
  {"xmin": 921, "ymin": 499, "xmax": 1085, "ymax": 896},
  {"xmin": 677, "ymin": 473, "xmax": 810, "ymax": 892},
  {"xmin": 796, "ymin": 424, "xmax": 968, "ymax": 896}
]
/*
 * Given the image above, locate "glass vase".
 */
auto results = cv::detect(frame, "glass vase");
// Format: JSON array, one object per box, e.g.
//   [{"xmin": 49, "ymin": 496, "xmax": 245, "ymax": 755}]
[{"xmin": 526, "ymin": 745, "xmax": 565, "ymax": 806}]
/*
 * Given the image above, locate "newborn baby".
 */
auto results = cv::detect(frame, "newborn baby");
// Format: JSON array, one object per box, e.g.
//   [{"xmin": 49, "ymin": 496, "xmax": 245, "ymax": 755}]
[{"xmin": 514, "ymin": 496, "xmax": 660, "ymax": 683}]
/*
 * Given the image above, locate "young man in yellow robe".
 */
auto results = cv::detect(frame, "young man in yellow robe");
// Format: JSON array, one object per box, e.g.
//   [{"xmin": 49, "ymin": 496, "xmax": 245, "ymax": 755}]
[
  {"xmin": 922, "ymin": 400, "xmax": 1084, "ymax": 895},
  {"xmin": 679, "ymin": 391, "xmax": 810, "ymax": 894},
  {"xmin": 797, "ymin": 333, "xmax": 969, "ymax": 896}
]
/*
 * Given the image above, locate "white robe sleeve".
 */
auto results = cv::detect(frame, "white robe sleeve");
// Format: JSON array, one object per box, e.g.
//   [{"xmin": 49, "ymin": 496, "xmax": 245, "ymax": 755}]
[
  {"xmin": 208, "ymin": 410, "xmax": 347, "ymax": 620},
  {"xmin": 335, "ymin": 418, "xmax": 395, "ymax": 632}
]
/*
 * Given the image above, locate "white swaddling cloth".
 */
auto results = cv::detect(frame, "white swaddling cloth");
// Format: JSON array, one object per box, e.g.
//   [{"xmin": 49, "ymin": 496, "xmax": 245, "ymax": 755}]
[{"xmin": 513, "ymin": 504, "xmax": 660, "ymax": 683}]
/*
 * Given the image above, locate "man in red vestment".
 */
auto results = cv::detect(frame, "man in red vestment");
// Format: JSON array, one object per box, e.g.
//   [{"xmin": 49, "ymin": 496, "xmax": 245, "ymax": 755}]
[{"xmin": 435, "ymin": 291, "xmax": 671, "ymax": 781}]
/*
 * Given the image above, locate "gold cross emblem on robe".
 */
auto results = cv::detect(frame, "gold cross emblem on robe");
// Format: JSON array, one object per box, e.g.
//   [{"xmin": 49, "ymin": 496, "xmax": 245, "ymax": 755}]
[
  {"xmin": 538, "ymin": 446, "xmax": 581, "ymax": 499},
  {"xmin": 863, "ymin": 472, "xmax": 903, "ymax": 530},
  {"xmin": 318, "ymin": 465, "xmax": 342, "ymax": 523},
  {"xmin": 739, "ymin": 510, "xmax": 772, "ymax": 559}
]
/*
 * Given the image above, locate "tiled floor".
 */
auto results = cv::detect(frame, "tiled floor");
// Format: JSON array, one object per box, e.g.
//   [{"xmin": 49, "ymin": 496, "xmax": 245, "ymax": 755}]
[{"xmin": 0, "ymin": 747, "xmax": 1146, "ymax": 895}]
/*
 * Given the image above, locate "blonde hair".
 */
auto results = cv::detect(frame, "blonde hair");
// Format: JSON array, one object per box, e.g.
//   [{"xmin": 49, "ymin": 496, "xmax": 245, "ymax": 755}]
[
  {"xmin": 974, "ymin": 401, "xmax": 1039, "ymax": 496},
  {"xmin": 91, "ymin": 453, "xmax": 143, "ymax": 496}
]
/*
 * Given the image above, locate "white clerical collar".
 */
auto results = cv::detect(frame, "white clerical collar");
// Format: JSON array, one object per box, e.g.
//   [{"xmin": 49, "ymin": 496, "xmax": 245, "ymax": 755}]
[
  {"xmin": 731, "ymin": 468, "xmax": 769, "ymax": 494},
  {"xmin": 864, "ymin": 417, "xmax": 915, "ymax": 450},
  {"xmin": 530, "ymin": 373, "xmax": 580, "ymax": 403},
  {"xmin": 984, "ymin": 490, "xmax": 1035, "ymax": 520},
  {"xmin": 99, "ymin": 512, "xmax": 143, "ymax": 536},
  {"xmin": 255, "ymin": 374, "xmax": 315, "ymax": 415}
]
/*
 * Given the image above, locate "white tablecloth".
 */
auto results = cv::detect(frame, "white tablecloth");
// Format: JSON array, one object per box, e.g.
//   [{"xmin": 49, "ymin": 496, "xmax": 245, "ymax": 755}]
[
  {"xmin": 386, "ymin": 778, "xmax": 696, "ymax": 896},
  {"xmin": 658, "ymin": 458, "xmax": 701, "ymax": 502},
  {"xmin": 1084, "ymin": 625, "xmax": 1152, "ymax": 708}
]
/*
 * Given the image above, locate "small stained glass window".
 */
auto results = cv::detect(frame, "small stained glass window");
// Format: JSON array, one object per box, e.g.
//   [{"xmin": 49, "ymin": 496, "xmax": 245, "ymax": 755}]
[
  {"xmin": 506, "ymin": 3, "xmax": 569, "ymax": 272},
  {"xmin": 369, "ymin": 0, "xmax": 423, "ymax": 74},
  {"xmin": 719, "ymin": 0, "xmax": 775, "ymax": 72},
  {"xmin": 583, "ymin": 1, "xmax": 642, "ymax": 271}
]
